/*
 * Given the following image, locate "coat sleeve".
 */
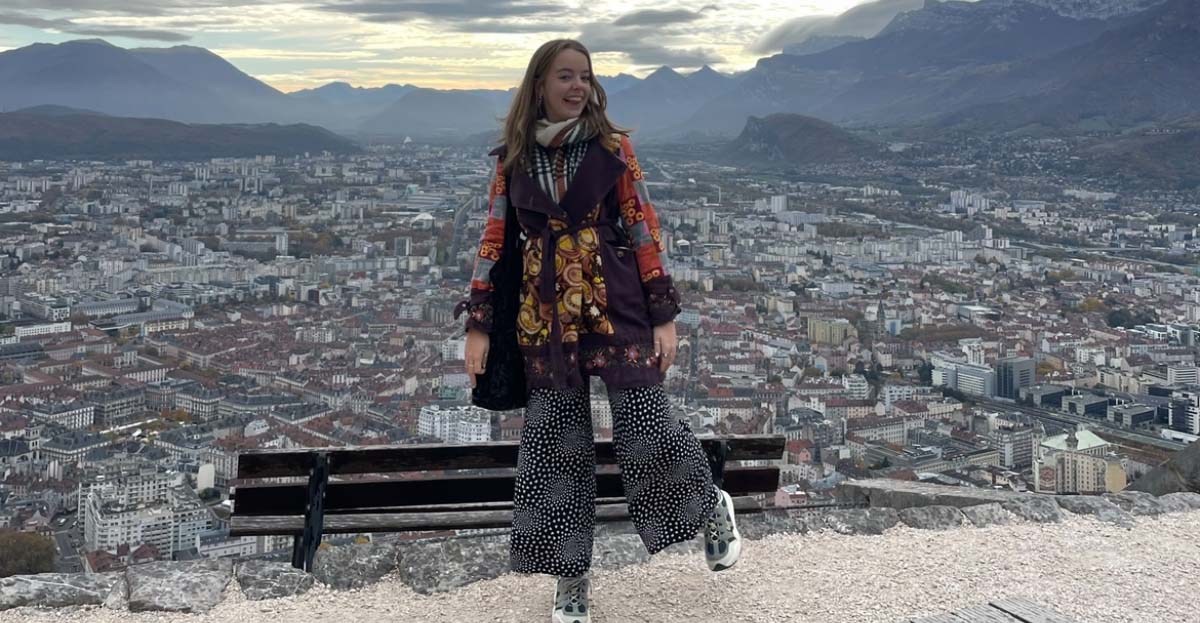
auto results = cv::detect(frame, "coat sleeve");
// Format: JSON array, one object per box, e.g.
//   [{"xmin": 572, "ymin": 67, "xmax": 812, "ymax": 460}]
[
  {"xmin": 615, "ymin": 135, "xmax": 681, "ymax": 326},
  {"xmin": 454, "ymin": 156, "xmax": 508, "ymax": 334}
]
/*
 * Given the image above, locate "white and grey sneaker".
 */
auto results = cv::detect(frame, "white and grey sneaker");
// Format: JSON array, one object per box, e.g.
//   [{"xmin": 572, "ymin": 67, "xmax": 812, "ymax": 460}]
[
  {"xmin": 552, "ymin": 574, "xmax": 591, "ymax": 623},
  {"xmin": 704, "ymin": 487, "xmax": 742, "ymax": 572}
]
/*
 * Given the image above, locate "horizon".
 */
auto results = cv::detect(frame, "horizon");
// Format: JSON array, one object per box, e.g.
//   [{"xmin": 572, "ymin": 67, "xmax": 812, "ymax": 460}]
[{"xmin": 0, "ymin": 1, "xmax": 879, "ymax": 93}]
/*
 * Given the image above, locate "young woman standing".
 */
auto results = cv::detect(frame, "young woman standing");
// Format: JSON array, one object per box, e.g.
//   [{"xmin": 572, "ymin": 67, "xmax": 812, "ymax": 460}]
[{"xmin": 459, "ymin": 39, "xmax": 741, "ymax": 623}]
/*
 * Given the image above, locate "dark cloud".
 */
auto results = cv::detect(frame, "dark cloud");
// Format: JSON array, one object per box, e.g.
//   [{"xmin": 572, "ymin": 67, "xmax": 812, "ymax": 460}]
[
  {"xmin": 445, "ymin": 19, "xmax": 574, "ymax": 33},
  {"xmin": 317, "ymin": 0, "xmax": 563, "ymax": 23},
  {"xmin": 0, "ymin": 11, "xmax": 190, "ymax": 41},
  {"xmin": 749, "ymin": 0, "xmax": 924, "ymax": 55},
  {"xmin": 611, "ymin": 6, "xmax": 717, "ymax": 27},
  {"xmin": 0, "ymin": 1, "xmax": 262, "ymax": 17},
  {"xmin": 578, "ymin": 21, "xmax": 723, "ymax": 68}
]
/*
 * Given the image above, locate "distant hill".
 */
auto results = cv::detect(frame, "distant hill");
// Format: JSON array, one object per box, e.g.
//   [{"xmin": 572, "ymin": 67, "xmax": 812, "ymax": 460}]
[
  {"xmin": 1079, "ymin": 128, "xmax": 1200, "ymax": 189},
  {"xmin": 358, "ymin": 88, "xmax": 501, "ymax": 140},
  {"xmin": 0, "ymin": 108, "xmax": 360, "ymax": 160},
  {"xmin": 726, "ymin": 113, "xmax": 879, "ymax": 165},
  {"xmin": 938, "ymin": 0, "xmax": 1200, "ymax": 132}
]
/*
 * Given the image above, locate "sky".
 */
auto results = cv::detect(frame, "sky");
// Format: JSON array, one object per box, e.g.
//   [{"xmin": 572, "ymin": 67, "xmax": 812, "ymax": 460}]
[{"xmin": 0, "ymin": 1, "xmax": 873, "ymax": 92}]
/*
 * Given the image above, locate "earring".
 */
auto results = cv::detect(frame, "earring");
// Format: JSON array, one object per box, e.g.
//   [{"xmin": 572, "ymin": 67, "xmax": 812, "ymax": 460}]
[{"xmin": 536, "ymin": 94, "xmax": 544, "ymax": 117}]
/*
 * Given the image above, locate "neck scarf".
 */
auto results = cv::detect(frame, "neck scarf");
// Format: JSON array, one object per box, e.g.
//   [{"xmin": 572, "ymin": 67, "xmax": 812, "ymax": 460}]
[{"xmin": 529, "ymin": 116, "xmax": 593, "ymax": 205}]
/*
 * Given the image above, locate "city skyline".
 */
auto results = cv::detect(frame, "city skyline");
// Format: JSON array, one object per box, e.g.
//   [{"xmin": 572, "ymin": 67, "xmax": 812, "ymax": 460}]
[{"xmin": 0, "ymin": 0, "xmax": 878, "ymax": 92}]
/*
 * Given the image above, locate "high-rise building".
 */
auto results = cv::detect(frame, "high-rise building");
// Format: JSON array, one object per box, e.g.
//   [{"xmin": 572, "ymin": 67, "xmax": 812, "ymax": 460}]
[
  {"xmin": 995, "ymin": 357, "xmax": 1035, "ymax": 400},
  {"xmin": 955, "ymin": 364, "xmax": 996, "ymax": 397},
  {"xmin": 418, "ymin": 405, "xmax": 492, "ymax": 443}
]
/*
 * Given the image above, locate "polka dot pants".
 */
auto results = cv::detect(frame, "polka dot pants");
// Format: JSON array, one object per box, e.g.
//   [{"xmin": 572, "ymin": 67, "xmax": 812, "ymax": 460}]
[{"xmin": 509, "ymin": 384, "xmax": 720, "ymax": 577}]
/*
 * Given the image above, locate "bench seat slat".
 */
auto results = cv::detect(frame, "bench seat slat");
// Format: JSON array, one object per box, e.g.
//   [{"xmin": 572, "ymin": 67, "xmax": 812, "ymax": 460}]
[
  {"xmin": 232, "ymin": 466, "xmax": 779, "ymax": 516},
  {"xmin": 229, "ymin": 496, "xmax": 764, "ymax": 537},
  {"xmin": 236, "ymin": 435, "xmax": 786, "ymax": 479}
]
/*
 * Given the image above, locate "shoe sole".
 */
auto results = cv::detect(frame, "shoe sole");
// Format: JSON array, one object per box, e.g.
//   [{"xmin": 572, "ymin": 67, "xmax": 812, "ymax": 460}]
[{"xmin": 707, "ymin": 489, "xmax": 742, "ymax": 572}]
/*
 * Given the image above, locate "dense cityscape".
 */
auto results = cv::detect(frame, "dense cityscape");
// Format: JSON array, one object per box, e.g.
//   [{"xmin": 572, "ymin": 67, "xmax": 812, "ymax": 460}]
[{"xmin": 0, "ymin": 126, "xmax": 1197, "ymax": 576}]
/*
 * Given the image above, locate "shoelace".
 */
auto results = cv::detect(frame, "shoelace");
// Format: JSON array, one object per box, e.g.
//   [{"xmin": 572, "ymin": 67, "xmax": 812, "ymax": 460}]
[
  {"xmin": 557, "ymin": 576, "xmax": 589, "ymax": 609},
  {"xmin": 706, "ymin": 497, "xmax": 728, "ymax": 537}
]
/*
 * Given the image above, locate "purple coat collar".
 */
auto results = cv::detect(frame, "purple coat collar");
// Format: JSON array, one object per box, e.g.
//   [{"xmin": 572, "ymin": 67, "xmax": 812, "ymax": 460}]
[{"xmin": 491, "ymin": 137, "xmax": 627, "ymax": 225}]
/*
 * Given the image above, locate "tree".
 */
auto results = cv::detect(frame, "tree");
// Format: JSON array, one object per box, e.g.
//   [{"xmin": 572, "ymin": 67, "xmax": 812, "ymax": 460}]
[{"xmin": 0, "ymin": 530, "xmax": 55, "ymax": 578}]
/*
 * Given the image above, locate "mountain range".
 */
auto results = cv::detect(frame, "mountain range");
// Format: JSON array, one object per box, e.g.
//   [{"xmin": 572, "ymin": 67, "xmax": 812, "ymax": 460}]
[{"xmin": 0, "ymin": 0, "xmax": 1194, "ymax": 145}]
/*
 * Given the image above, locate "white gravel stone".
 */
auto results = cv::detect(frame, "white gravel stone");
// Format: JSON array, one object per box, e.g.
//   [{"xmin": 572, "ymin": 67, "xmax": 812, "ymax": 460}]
[{"xmin": 2, "ymin": 512, "xmax": 1198, "ymax": 623}]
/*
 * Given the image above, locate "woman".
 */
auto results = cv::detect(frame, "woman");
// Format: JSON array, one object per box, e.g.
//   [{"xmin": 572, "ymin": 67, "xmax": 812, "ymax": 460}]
[{"xmin": 458, "ymin": 39, "xmax": 741, "ymax": 623}]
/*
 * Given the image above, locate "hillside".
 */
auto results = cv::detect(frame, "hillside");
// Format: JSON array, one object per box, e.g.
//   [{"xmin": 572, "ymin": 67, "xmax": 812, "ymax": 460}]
[
  {"xmin": 726, "ymin": 113, "xmax": 880, "ymax": 165},
  {"xmin": 0, "ymin": 109, "xmax": 360, "ymax": 160}
]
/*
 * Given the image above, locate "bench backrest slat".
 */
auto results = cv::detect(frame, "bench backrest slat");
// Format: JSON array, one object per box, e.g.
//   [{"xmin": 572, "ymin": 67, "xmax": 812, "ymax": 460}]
[
  {"xmin": 235, "ymin": 435, "xmax": 786, "ymax": 480},
  {"xmin": 232, "ymin": 466, "xmax": 779, "ymax": 516}
]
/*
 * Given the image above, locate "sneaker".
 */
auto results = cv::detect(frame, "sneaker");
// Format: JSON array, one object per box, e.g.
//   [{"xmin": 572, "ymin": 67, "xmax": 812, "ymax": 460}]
[
  {"xmin": 552, "ymin": 574, "xmax": 591, "ymax": 623},
  {"xmin": 704, "ymin": 487, "xmax": 742, "ymax": 572}
]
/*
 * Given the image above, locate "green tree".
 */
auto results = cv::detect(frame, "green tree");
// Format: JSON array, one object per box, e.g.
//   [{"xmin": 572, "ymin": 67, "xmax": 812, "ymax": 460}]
[{"xmin": 0, "ymin": 530, "xmax": 55, "ymax": 578}]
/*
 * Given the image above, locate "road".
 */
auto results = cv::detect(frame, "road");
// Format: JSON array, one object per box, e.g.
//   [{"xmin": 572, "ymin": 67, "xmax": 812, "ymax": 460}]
[{"xmin": 51, "ymin": 512, "xmax": 84, "ymax": 573}]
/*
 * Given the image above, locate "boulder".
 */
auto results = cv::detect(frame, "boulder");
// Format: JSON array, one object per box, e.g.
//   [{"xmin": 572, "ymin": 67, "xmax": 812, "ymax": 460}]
[
  {"xmin": 898, "ymin": 505, "xmax": 967, "ymax": 530},
  {"xmin": 835, "ymin": 479, "xmax": 1028, "ymax": 510},
  {"xmin": 311, "ymin": 541, "xmax": 398, "ymax": 591},
  {"xmin": 0, "ymin": 572, "xmax": 121, "ymax": 611},
  {"xmin": 1103, "ymin": 491, "xmax": 1167, "ymax": 516},
  {"xmin": 960, "ymin": 503, "xmax": 1015, "ymax": 528},
  {"xmin": 1054, "ymin": 496, "xmax": 1135, "ymax": 527},
  {"xmin": 1125, "ymin": 438, "xmax": 1200, "ymax": 495},
  {"xmin": 1000, "ymin": 496, "xmax": 1064, "ymax": 523},
  {"xmin": 593, "ymin": 533, "xmax": 650, "ymax": 569},
  {"xmin": 394, "ymin": 534, "xmax": 510, "ymax": 595},
  {"xmin": 102, "ymin": 573, "xmax": 127, "ymax": 610},
  {"xmin": 1158, "ymin": 492, "xmax": 1200, "ymax": 511},
  {"xmin": 236, "ymin": 560, "xmax": 316, "ymax": 601},
  {"xmin": 127, "ymin": 559, "xmax": 233, "ymax": 613},
  {"xmin": 819, "ymin": 508, "xmax": 899, "ymax": 535}
]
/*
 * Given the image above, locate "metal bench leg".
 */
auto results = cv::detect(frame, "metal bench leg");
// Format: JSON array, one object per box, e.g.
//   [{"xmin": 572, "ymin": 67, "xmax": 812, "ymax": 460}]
[
  {"xmin": 292, "ymin": 452, "xmax": 329, "ymax": 571},
  {"xmin": 707, "ymin": 441, "xmax": 728, "ymax": 490}
]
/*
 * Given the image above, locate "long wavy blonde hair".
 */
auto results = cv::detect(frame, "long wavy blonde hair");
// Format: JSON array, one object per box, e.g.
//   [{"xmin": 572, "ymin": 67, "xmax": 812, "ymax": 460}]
[{"xmin": 500, "ymin": 39, "xmax": 627, "ymax": 176}]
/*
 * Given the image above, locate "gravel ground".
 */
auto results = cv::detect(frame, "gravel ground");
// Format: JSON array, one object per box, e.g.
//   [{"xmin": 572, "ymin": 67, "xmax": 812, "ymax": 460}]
[{"xmin": 5, "ymin": 512, "xmax": 1200, "ymax": 623}]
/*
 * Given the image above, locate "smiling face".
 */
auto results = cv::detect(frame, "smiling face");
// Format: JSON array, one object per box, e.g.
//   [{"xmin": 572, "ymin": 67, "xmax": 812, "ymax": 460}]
[{"xmin": 539, "ymin": 48, "xmax": 592, "ymax": 122}]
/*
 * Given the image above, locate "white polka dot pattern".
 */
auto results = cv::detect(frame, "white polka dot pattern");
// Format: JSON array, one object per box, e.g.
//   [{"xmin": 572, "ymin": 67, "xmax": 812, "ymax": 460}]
[{"xmin": 509, "ymin": 384, "xmax": 719, "ymax": 577}]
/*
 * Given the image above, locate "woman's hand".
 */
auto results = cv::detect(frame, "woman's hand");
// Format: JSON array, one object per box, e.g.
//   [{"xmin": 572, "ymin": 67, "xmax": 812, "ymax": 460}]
[
  {"xmin": 653, "ymin": 321, "xmax": 677, "ymax": 373},
  {"xmin": 465, "ymin": 328, "xmax": 490, "ymax": 388}
]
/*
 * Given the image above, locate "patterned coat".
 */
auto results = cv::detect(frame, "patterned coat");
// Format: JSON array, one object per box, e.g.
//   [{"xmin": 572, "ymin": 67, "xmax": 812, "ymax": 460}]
[{"xmin": 460, "ymin": 133, "xmax": 681, "ymax": 391}]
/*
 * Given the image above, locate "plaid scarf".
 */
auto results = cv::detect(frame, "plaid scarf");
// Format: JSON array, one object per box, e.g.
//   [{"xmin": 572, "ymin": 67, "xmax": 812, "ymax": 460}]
[{"xmin": 529, "ymin": 117, "xmax": 593, "ymax": 205}]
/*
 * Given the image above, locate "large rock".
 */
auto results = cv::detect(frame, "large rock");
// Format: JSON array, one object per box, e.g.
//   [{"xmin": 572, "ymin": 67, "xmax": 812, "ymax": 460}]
[
  {"xmin": 311, "ymin": 541, "xmax": 398, "ymax": 591},
  {"xmin": 835, "ymin": 479, "xmax": 1029, "ymax": 510},
  {"xmin": 1158, "ymin": 491, "xmax": 1200, "ymax": 511},
  {"xmin": 394, "ymin": 534, "xmax": 510, "ymax": 595},
  {"xmin": 819, "ymin": 508, "xmax": 899, "ymax": 535},
  {"xmin": 898, "ymin": 505, "xmax": 967, "ymax": 530},
  {"xmin": 236, "ymin": 560, "xmax": 316, "ymax": 600},
  {"xmin": 102, "ymin": 573, "xmax": 127, "ymax": 610},
  {"xmin": 0, "ymin": 572, "xmax": 121, "ymax": 611},
  {"xmin": 737, "ymin": 508, "xmax": 811, "ymax": 540},
  {"xmin": 593, "ymin": 533, "xmax": 650, "ymax": 569},
  {"xmin": 127, "ymin": 559, "xmax": 233, "ymax": 613},
  {"xmin": 1125, "ymin": 438, "xmax": 1200, "ymax": 495},
  {"xmin": 1103, "ymin": 491, "xmax": 1167, "ymax": 516},
  {"xmin": 1001, "ymin": 496, "xmax": 1064, "ymax": 523},
  {"xmin": 961, "ymin": 503, "xmax": 1015, "ymax": 527},
  {"xmin": 1054, "ymin": 496, "xmax": 1135, "ymax": 527}
]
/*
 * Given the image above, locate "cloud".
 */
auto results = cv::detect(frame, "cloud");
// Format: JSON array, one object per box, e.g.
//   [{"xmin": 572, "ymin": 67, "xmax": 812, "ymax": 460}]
[
  {"xmin": 0, "ymin": 1, "xmax": 268, "ymax": 17},
  {"xmin": 0, "ymin": 11, "xmax": 190, "ymax": 41},
  {"xmin": 578, "ymin": 21, "xmax": 723, "ymax": 68},
  {"xmin": 576, "ymin": 9, "xmax": 726, "ymax": 69},
  {"xmin": 749, "ymin": 0, "xmax": 925, "ymax": 55},
  {"xmin": 611, "ymin": 6, "xmax": 717, "ymax": 27},
  {"xmin": 316, "ymin": 0, "xmax": 563, "ymax": 24}
]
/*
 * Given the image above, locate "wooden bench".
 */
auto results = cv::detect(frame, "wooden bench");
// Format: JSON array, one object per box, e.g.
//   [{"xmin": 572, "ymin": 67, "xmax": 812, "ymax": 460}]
[{"xmin": 229, "ymin": 434, "xmax": 786, "ymax": 571}]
